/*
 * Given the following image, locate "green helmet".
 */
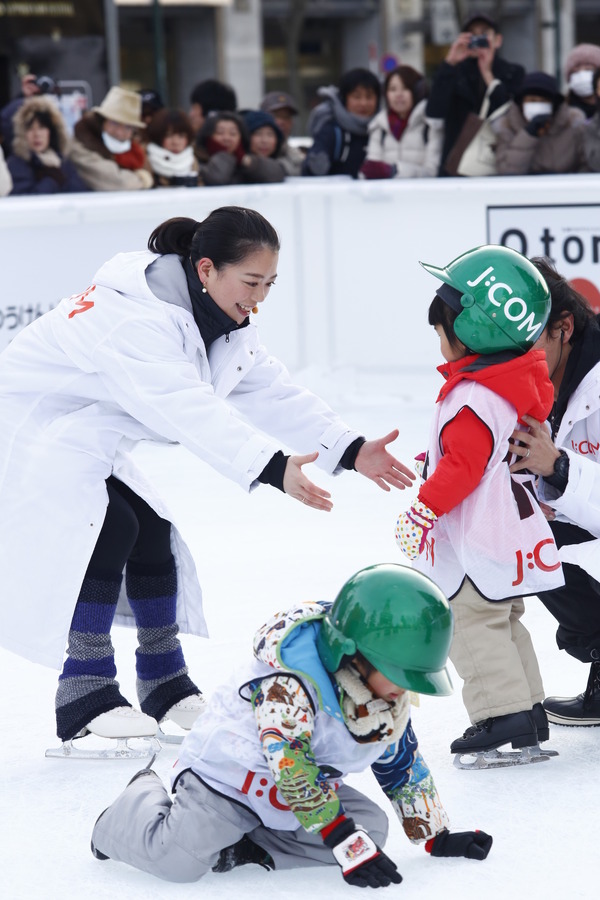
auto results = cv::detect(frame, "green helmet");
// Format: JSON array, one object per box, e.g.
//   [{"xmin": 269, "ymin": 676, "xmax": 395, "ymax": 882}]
[
  {"xmin": 421, "ymin": 244, "xmax": 551, "ymax": 354},
  {"xmin": 317, "ymin": 564, "xmax": 453, "ymax": 696}
]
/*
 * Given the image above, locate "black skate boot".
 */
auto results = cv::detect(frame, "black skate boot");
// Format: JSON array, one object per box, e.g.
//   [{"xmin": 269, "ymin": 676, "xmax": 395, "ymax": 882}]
[
  {"xmin": 212, "ymin": 835, "xmax": 274, "ymax": 873},
  {"xmin": 451, "ymin": 710, "xmax": 552, "ymax": 769},
  {"xmin": 543, "ymin": 660, "xmax": 600, "ymax": 726},
  {"xmin": 531, "ymin": 702, "xmax": 550, "ymax": 743},
  {"xmin": 451, "ymin": 710, "xmax": 538, "ymax": 754}
]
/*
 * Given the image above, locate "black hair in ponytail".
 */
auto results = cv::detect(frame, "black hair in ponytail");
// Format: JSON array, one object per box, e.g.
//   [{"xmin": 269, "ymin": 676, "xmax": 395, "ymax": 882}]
[{"xmin": 148, "ymin": 206, "xmax": 280, "ymax": 269}]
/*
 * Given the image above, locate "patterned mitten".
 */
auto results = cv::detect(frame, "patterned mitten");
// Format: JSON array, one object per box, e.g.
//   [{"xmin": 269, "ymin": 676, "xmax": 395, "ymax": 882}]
[
  {"xmin": 395, "ymin": 500, "xmax": 437, "ymax": 560},
  {"xmin": 413, "ymin": 452, "xmax": 427, "ymax": 479}
]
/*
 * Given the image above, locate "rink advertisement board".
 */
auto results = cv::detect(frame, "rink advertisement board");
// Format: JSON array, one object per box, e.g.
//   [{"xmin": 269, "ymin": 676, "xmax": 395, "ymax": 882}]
[
  {"xmin": 2, "ymin": 177, "xmax": 600, "ymax": 363},
  {"xmin": 487, "ymin": 203, "xmax": 600, "ymax": 313}
]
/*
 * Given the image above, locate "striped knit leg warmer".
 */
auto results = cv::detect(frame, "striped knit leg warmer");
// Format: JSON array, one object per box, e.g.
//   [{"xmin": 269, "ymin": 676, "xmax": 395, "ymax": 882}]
[
  {"xmin": 126, "ymin": 556, "xmax": 199, "ymax": 723},
  {"xmin": 55, "ymin": 575, "xmax": 130, "ymax": 741}
]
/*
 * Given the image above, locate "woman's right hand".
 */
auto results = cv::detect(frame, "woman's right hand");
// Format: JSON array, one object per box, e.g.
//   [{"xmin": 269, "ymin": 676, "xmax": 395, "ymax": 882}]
[{"xmin": 283, "ymin": 452, "xmax": 333, "ymax": 511}]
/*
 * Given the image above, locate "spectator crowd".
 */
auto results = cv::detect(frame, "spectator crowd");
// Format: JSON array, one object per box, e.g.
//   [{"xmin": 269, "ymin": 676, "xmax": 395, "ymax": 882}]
[{"xmin": 2, "ymin": 10, "xmax": 600, "ymax": 197}]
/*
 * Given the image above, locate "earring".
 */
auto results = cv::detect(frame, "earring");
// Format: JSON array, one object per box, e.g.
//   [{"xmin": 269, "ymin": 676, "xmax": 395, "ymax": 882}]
[{"xmin": 201, "ymin": 283, "xmax": 207, "ymax": 294}]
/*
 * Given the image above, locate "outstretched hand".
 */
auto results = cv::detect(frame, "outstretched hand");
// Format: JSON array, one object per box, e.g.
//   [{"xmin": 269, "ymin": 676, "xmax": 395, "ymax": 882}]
[
  {"xmin": 354, "ymin": 430, "xmax": 416, "ymax": 491},
  {"xmin": 283, "ymin": 452, "xmax": 333, "ymax": 511}
]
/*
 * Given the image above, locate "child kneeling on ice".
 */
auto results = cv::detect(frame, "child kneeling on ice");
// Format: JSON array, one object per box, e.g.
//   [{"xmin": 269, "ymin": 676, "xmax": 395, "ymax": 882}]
[{"xmin": 91, "ymin": 564, "xmax": 492, "ymax": 886}]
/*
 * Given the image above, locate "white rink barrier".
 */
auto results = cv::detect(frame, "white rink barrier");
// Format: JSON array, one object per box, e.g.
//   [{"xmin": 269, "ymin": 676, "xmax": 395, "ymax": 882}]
[{"xmin": 1, "ymin": 175, "xmax": 600, "ymax": 368}]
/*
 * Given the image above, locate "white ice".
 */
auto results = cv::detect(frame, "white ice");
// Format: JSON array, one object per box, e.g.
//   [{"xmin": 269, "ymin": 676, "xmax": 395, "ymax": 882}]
[{"xmin": 1, "ymin": 365, "xmax": 596, "ymax": 900}]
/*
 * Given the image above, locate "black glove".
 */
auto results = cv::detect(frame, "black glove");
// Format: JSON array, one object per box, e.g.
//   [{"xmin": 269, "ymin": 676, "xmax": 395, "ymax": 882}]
[
  {"xmin": 322, "ymin": 815, "xmax": 402, "ymax": 888},
  {"xmin": 525, "ymin": 114, "xmax": 551, "ymax": 136},
  {"xmin": 428, "ymin": 828, "xmax": 493, "ymax": 860}
]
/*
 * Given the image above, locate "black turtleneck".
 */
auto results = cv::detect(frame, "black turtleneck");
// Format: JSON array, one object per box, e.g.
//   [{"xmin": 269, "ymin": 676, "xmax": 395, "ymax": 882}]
[{"xmin": 183, "ymin": 257, "xmax": 249, "ymax": 348}]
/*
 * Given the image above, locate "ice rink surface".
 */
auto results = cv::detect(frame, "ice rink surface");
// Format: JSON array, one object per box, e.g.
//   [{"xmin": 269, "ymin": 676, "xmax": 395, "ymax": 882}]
[{"xmin": 1, "ymin": 366, "xmax": 596, "ymax": 899}]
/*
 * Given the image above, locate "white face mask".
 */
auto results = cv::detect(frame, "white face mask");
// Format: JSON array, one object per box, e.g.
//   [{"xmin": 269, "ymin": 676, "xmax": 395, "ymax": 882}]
[
  {"xmin": 522, "ymin": 101, "xmax": 553, "ymax": 122},
  {"xmin": 102, "ymin": 130, "xmax": 132, "ymax": 155},
  {"xmin": 568, "ymin": 69, "xmax": 594, "ymax": 97}
]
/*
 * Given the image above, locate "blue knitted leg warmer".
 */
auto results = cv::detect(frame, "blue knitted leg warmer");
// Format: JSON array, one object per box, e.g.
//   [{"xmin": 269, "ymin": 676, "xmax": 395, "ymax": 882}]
[
  {"xmin": 55, "ymin": 575, "xmax": 130, "ymax": 741},
  {"xmin": 127, "ymin": 556, "xmax": 199, "ymax": 723}
]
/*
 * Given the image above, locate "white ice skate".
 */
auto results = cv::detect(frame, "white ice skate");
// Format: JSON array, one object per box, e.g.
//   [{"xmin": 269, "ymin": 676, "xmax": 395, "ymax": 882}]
[
  {"xmin": 157, "ymin": 693, "xmax": 207, "ymax": 745},
  {"xmin": 45, "ymin": 706, "xmax": 161, "ymax": 760}
]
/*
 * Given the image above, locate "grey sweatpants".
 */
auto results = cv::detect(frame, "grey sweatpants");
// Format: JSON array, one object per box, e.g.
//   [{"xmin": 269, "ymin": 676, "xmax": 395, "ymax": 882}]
[
  {"xmin": 450, "ymin": 578, "xmax": 545, "ymax": 723},
  {"xmin": 91, "ymin": 768, "xmax": 390, "ymax": 883}
]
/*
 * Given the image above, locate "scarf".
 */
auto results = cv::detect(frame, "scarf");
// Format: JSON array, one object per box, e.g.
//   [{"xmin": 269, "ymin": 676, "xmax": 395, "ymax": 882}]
[
  {"xmin": 146, "ymin": 143, "xmax": 196, "ymax": 178},
  {"xmin": 333, "ymin": 665, "xmax": 411, "ymax": 744}
]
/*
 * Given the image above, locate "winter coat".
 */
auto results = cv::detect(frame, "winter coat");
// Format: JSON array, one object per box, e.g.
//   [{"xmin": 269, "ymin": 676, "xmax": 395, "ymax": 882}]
[
  {"xmin": 538, "ymin": 359, "xmax": 600, "ymax": 539},
  {"xmin": 70, "ymin": 111, "xmax": 153, "ymax": 191},
  {"xmin": 175, "ymin": 603, "xmax": 450, "ymax": 840},
  {"xmin": 303, "ymin": 86, "xmax": 373, "ymax": 178},
  {"xmin": 0, "ymin": 252, "xmax": 361, "ymax": 669},
  {"xmin": 492, "ymin": 101, "xmax": 586, "ymax": 175},
  {"xmin": 414, "ymin": 352, "xmax": 564, "ymax": 600},
  {"xmin": 577, "ymin": 112, "xmax": 600, "ymax": 172},
  {"xmin": 0, "ymin": 144, "xmax": 12, "ymax": 195},
  {"xmin": 275, "ymin": 140, "xmax": 305, "ymax": 177},
  {"xmin": 363, "ymin": 101, "xmax": 443, "ymax": 178},
  {"xmin": 7, "ymin": 96, "xmax": 89, "ymax": 195},
  {"xmin": 196, "ymin": 147, "xmax": 285, "ymax": 186},
  {"xmin": 426, "ymin": 55, "xmax": 525, "ymax": 173}
]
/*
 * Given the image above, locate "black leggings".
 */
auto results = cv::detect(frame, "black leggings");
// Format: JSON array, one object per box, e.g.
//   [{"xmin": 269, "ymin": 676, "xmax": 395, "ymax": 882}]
[
  {"xmin": 86, "ymin": 476, "xmax": 172, "ymax": 579},
  {"xmin": 537, "ymin": 520, "xmax": 600, "ymax": 663}
]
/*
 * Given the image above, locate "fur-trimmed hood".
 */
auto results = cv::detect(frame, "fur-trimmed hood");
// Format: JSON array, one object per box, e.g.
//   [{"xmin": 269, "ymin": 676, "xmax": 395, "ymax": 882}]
[{"xmin": 11, "ymin": 96, "xmax": 69, "ymax": 161}]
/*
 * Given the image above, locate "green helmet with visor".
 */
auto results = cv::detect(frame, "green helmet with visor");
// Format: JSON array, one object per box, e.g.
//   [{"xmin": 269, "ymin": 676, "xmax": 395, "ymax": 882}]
[
  {"xmin": 421, "ymin": 244, "xmax": 551, "ymax": 354},
  {"xmin": 317, "ymin": 564, "xmax": 453, "ymax": 696}
]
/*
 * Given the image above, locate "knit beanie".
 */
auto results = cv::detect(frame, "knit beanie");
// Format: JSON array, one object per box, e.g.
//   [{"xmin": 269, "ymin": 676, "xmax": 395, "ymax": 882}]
[
  {"xmin": 241, "ymin": 109, "xmax": 283, "ymax": 154},
  {"xmin": 564, "ymin": 43, "xmax": 600, "ymax": 80}
]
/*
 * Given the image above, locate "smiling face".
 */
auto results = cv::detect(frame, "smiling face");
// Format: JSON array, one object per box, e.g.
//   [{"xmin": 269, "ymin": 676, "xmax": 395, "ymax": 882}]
[
  {"xmin": 386, "ymin": 74, "xmax": 414, "ymax": 118},
  {"xmin": 212, "ymin": 119, "xmax": 242, "ymax": 154},
  {"xmin": 197, "ymin": 248, "xmax": 278, "ymax": 323}
]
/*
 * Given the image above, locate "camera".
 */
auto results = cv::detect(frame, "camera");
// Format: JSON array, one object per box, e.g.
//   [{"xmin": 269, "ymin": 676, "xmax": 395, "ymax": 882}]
[
  {"xmin": 468, "ymin": 35, "xmax": 490, "ymax": 49},
  {"xmin": 35, "ymin": 75, "xmax": 56, "ymax": 94}
]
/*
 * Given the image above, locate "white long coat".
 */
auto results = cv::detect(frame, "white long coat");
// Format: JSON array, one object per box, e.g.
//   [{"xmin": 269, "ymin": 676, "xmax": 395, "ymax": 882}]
[
  {"xmin": 364, "ymin": 100, "xmax": 444, "ymax": 178},
  {"xmin": 0, "ymin": 251, "xmax": 361, "ymax": 669}
]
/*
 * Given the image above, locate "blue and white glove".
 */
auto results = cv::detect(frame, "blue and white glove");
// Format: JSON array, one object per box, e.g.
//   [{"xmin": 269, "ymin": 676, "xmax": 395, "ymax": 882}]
[{"xmin": 395, "ymin": 500, "xmax": 437, "ymax": 560}]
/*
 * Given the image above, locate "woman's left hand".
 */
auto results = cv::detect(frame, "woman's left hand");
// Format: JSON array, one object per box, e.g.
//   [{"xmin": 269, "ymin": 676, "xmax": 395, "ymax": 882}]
[
  {"xmin": 509, "ymin": 414, "xmax": 560, "ymax": 477},
  {"xmin": 354, "ymin": 430, "xmax": 416, "ymax": 491}
]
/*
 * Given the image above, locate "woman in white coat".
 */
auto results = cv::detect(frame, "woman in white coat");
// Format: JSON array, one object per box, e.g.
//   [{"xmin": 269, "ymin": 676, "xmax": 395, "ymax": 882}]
[
  {"xmin": 510, "ymin": 258, "xmax": 600, "ymax": 725},
  {"xmin": 360, "ymin": 65, "xmax": 443, "ymax": 179},
  {"xmin": 0, "ymin": 206, "xmax": 415, "ymax": 751}
]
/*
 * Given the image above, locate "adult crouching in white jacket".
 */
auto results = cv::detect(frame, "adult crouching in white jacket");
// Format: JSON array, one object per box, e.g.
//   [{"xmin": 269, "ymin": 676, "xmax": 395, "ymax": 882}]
[
  {"xmin": 0, "ymin": 206, "xmax": 415, "ymax": 754},
  {"xmin": 360, "ymin": 65, "xmax": 443, "ymax": 180}
]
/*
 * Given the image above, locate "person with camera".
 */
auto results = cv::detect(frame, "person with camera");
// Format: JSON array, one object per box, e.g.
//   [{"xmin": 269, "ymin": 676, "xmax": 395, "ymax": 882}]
[
  {"xmin": 0, "ymin": 72, "xmax": 58, "ymax": 156},
  {"xmin": 425, "ymin": 11, "xmax": 524, "ymax": 175}
]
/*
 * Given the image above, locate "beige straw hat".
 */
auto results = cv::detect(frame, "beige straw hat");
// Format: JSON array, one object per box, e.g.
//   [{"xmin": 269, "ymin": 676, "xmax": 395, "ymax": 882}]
[{"xmin": 92, "ymin": 86, "xmax": 146, "ymax": 128}]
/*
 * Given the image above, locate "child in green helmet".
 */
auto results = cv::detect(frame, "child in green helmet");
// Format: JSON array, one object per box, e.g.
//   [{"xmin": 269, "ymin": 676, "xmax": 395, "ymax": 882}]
[
  {"xmin": 90, "ymin": 564, "xmax": 492, "ymax": 887},
  {"xmin": 395, "ymin": 244, "xmax": 565, "ymax": 767}
]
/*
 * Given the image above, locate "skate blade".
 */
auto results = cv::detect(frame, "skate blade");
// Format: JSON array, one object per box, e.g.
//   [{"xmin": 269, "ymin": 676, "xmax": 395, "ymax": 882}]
[
  {"xmin": 453, "ymin": 744, "xmax": 556, "ymax": 770},
  {"xmin": 156, "ymin": 726, "xmax": 184, "ymax": 746},
  {"xmin": 45, "ymin": 735, "xmax": 162, "ymax": 760}
]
